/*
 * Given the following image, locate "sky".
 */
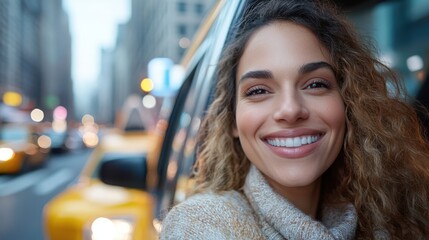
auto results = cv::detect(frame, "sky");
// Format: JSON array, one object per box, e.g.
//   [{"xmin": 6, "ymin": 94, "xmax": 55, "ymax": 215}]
[{"xmin": 62, "ymin": 0, "xmax": 130, "ymax": 115}]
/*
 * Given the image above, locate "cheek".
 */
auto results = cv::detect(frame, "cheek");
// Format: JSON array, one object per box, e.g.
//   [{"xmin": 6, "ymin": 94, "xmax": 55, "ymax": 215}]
[
  {"xmin": 234, "ymin": 103, "xmax": 264, "ymax": 137},
  {"xmin": 322, "ymin": 99, "xmax": 346, "ymax": 145},
  {"xmin": 314, "ymin": 96, "xmax": 345, "ymax": 128},
  {"xmin": 330, "ymin": 101, "xmax": 346, "ymax": 131}
]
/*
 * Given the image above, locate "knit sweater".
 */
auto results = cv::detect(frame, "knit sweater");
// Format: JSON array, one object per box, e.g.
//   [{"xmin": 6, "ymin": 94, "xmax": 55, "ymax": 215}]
[{"xmin": 160, "ymin": 165, "xmax": 357, "ymax": 239}]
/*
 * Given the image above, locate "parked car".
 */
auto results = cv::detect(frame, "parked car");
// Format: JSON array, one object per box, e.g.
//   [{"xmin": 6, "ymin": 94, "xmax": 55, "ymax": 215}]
[
  {"xmin": 0, "ymin": 123, "xmax": 51, "ymax": 174},
  {"xmin": 43, "ymin": 127, "xmax": 164, "ymax": 240}
]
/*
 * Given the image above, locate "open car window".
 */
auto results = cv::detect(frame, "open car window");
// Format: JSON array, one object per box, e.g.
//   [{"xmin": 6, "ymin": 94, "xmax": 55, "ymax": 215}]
[{"xmin": 155, "ymin": 0, "xmax": 246, "ymax": 220}]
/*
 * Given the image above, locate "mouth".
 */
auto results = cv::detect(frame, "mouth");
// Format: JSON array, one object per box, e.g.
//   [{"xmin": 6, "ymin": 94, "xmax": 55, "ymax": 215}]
[{"xmin": 266, "ymin": 134, "xmax": 323, "ymax": 148}]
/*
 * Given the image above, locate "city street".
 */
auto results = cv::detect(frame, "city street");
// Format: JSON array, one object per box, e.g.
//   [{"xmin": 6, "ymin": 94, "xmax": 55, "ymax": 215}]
[
  {"xmin": 0, "ymin": 149, "xmax": 92, "ymax": 240},
  {"xmin": 1, "ymin": 0, "xmax": 429, "ymax": 239}
]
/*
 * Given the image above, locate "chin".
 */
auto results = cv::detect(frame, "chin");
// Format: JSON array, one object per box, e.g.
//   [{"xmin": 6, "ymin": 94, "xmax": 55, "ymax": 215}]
[{"xmin": 274, "ymin": 173, "xmax": 321, "ymax": 188}]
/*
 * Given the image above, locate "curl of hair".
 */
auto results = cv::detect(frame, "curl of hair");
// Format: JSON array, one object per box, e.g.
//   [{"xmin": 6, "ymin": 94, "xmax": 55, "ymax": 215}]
[{"xmin": 193, "ymin": 0, "xmax": 429, "ymax": 238}]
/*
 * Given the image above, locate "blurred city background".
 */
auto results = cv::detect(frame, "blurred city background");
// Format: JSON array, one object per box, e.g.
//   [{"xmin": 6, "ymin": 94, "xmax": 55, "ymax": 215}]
[{"xmin": 0, "ymin": 0, "xmax": 428, "ymax": 239}]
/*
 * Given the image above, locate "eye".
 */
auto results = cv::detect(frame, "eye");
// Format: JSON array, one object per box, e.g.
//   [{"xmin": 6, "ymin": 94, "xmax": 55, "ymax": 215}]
[
  {"xmin": 304, "ymin": 79, "xmax": 331, "ymax": 89},
  {"xmin": 245, "ymin": 86, "xmax": 270, "ymax": 97}
]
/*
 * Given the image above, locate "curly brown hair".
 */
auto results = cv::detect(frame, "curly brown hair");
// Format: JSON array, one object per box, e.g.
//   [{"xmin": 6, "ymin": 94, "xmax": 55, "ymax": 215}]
[{"xmin": 193, "ymin": 0, "xmax": 429, "ymax": 238}]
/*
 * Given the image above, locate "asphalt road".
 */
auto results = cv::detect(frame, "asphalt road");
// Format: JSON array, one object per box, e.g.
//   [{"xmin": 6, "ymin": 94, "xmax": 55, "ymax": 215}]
[{"xmin": 0, "ymin": 148, "xmax": 92, "ymax": 240}]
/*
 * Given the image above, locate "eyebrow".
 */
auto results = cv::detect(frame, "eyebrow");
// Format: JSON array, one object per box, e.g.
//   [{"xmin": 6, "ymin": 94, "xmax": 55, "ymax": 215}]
[
  {"xmin": 238, "ymin": 61, "xmax": 334, "ymax": 83},
  {"xmin": 298, "ymin": 61, "xmax": 334, "ymax": 75},
  {"xmin": 239, "ymin": 70, "xmax": 273, "ymax": 83}
]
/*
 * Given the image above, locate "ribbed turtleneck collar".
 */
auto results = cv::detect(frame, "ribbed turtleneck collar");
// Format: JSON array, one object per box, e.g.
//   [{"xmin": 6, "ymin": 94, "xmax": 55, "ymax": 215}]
[{"xmin": 243, "ymin": 165, "xmax": 357, "ymax": 240}]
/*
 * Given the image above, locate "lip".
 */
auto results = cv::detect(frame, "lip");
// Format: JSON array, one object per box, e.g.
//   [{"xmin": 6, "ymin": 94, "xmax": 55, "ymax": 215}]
[
  {"xmin": 262, "ymin": 129, "xmax": 325, "ymax": 159},
  {"xmin": 263, "ymin": 128, "xmax": 324, "ymax": 138}
]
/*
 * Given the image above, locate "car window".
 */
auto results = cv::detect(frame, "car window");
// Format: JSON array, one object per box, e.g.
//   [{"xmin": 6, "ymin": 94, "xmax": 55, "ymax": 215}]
[
  {"xmin": 155, "ymin": 56, "xmax": 204, "ymax": 218},
  {"xmin": 92, "ymin": 153, "xmax": 146, "ymax": 179},
  {"xmin": 154, "ymin": 47, "xmax": 207, "ymax": 218},
  {"xmin": 156, "ymin": 0, "xmax": 245, "ymax": 220},
  {"xmin": 0, "ymin": 126, "xmax": 29, "ymax": 142}
]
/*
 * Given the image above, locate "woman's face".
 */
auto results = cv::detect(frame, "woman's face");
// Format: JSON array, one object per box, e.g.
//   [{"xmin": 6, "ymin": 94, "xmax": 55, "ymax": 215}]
[{"xmin": 234, "ymin": 21, "xmax": 345, "ymax": 194}]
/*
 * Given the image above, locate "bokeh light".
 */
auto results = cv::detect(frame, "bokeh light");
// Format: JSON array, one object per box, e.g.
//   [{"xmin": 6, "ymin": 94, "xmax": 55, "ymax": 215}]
[
  {"xmin": 178, "ymin": 37, "xmax": 191, "ymax": 48},
  {"xmin": 52, "ymin": 119, "xmax": 67, "ymax": 132},
  {"xmin": 3, "ymin": 91, "xmax": 22, "ymax": 107},
  {"xmin": 0, "ymin": 147, "xmax": 15, "ymax": 161},
  {"xmin": 140, "ymin": 78, "xmax": 154, "ymax": 92},
  {"xmin": 38, "ymin": 135, "xmax": 52, "ymax": 149},
  {"xmin": 407, "ymin": 55, "xmax": 424, "ymax": 72},
  {"xmin": 31, "ymin": 108, "xmax": 45, "ymax": 122},
  {"xmin": 82, "ymin": 114, "xmax": 95, "ymax": 125},
  {"xmin": 53, "ymin": 106, "xmax": 68, "ymax": 120},
  {"xmin": 142, "ymin": 95, "xmax": 156, "ymax": 109},
  {"xmin": 83, "ymin": 132, "xmax": 99, "ymax": 148}
]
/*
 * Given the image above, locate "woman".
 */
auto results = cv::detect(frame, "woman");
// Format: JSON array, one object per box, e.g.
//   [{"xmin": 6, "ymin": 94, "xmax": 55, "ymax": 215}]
[{"xmin": 160, "ymin": 0, "xmax": 429, "ymax": 239}]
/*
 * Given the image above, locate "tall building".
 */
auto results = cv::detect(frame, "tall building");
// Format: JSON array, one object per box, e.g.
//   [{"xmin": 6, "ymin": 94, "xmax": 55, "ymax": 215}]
[
  {"xmin": 96, "ymin": 48, "xmax": 115, "ymax": 124},
  {"xmin": 97, "ymin": 0, "xmax": 215, "ymax": 125},
  {"xmin": 112, "ymin": 23, "xmax": 133, "ymax": 121},
  {"xmin": 0, "ymin": 0, "xmax": 72, "ymax": 121},
  {"xmin": 127, "ymin": 0, "xmax": 215, "ymax": 93},
  {"xmin": 39, "ymin": 0, "xmax": 73, "ymax": 120},
  {"xmin": 0, "ymin": 0, "xmax": 26, "ymax": 103}
]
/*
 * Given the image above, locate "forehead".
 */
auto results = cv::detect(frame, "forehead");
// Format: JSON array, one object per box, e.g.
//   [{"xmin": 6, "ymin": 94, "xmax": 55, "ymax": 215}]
[{"xmin": 238, "ymin": 21, "xmax": 332, "ymax": 72}]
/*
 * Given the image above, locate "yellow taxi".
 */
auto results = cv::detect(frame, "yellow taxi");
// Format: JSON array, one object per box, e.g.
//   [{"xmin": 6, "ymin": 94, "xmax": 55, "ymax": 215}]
[
  {"xmin": 43, "ymin": 124, "xmax": 165, "ymax": 240},
  {"xmin": 0, "ymin": 123, "xmax": 51, "ymax": 174}
]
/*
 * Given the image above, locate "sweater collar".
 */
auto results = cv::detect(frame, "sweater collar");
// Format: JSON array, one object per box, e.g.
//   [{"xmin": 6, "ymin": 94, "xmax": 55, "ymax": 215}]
[{"xmin": 243, "ymin": 165, "xmax": 357, "ymax": 240}]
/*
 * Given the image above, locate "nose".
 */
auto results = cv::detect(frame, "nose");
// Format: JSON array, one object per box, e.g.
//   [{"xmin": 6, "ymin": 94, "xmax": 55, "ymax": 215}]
[{"xmin": 272, "ymin": 92, "xmax": 309, "ymax": 123}]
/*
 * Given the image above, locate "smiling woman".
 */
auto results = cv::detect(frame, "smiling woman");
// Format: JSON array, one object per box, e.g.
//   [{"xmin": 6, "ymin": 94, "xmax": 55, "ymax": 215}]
[
  {"xmin": 160, "ymin": 0, "xmax": 429, "ymax": 239},
  {"xmin": 233, "ymin": 22, "xmax": 346, "ymax": 213}
]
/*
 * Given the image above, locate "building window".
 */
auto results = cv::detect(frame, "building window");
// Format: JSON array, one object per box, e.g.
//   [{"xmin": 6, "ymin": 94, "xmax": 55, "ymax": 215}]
[
  {"xmin": 195, "ymin": 3, "xmax": 204, "ymax": 15},
  {"xmin": 177, "ymin": 24, "xmax": 187, "ymax": 36},
  {"xmin": 177, "ymin": 2, "xmax": 187, "ymax": 13}
]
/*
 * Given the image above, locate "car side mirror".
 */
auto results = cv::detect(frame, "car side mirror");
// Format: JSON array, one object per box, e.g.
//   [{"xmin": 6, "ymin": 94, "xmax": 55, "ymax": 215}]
[{"xmin": 99, "ymin": 156, "xmax": 147, "ymax": 190}]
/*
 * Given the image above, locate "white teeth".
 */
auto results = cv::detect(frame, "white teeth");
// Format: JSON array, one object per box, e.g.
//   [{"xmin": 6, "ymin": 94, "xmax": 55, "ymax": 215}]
[
  {"xmin": 293, "ymin": 137, "xmax": 301, "ymax": 147},
  {"xmin": 286, "ymin": 138, "xmax": 293, "ymax": 147},
  {"xmin": 267, "ymin": 135, "xmax": 320, "ymax": 147}
]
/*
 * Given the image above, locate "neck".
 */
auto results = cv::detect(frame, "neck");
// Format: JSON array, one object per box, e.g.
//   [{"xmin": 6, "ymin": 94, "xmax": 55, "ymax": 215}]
[{"xmin": 269, "ymin": 179, "xmax": 321, "ymax": 219}]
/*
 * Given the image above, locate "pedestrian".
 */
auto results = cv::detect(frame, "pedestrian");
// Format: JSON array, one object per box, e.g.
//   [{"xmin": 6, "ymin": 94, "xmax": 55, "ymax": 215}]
[{"xmin": 160, "ymin": 0, "xmax": 429, "ymax": 239}]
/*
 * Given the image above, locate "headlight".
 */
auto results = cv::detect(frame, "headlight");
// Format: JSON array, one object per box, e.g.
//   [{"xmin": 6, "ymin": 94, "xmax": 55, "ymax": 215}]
[
  {"xmin": 84, "ymin": 216, "xmax": 135, "ymax": 240},
  {"xmin": 0, "ymin": 147, "xmax": 15, "ymax": 161},
  {"xmin": 152, "ymin": 218, "xmax": 162, "ymax": 234}
]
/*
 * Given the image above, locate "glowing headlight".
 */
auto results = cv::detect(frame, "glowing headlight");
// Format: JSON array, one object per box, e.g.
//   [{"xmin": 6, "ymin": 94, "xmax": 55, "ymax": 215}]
[
  {"xmin": 0, "ymin": 147, "xmax": 15, "ymax": 161},
  {"xmin": 152, "ymin": 218, "xmax": 162, "ymax": 234},
  {"xmin": 84, "ymin": 217, "xmax": 135, "ymax": 240}
]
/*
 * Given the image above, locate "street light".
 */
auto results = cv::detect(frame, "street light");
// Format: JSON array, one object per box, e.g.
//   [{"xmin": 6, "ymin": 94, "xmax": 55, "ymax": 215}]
[{"xmin": 140, "ymin": 78, "xmax": 154, "ymax": 93}]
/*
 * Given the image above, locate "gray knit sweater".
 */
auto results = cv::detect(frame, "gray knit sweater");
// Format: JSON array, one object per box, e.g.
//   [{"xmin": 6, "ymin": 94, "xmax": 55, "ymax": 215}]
[{"xmin": 160, "ymin": 165, "xmax": 357, "ymax": 239}]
